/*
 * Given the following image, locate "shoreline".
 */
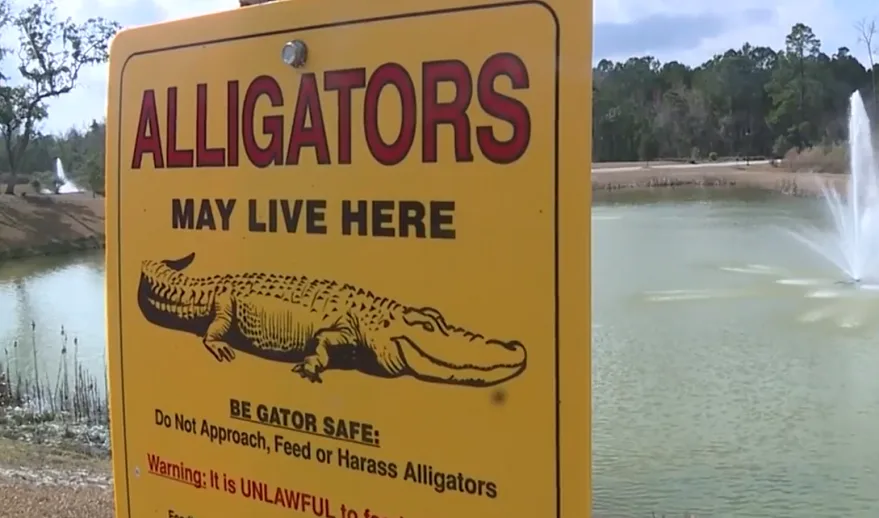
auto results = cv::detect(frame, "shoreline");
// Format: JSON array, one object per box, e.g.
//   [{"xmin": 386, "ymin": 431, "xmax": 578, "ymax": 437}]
[{"xmin": 591, "ymin": 164, "xmax": 843, "ymax": 197}]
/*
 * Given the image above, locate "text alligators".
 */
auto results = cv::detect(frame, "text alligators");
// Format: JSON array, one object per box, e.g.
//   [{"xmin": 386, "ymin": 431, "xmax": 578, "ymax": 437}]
[{"xmin": 130, "ymin": 53, "xmax": 531, "ymax": 170}]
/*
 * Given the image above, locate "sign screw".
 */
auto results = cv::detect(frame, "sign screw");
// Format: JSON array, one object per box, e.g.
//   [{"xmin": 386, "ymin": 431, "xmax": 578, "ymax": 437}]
[{"xmin": 281, "ymin": 40, "xmax": 308, "ymax": 68}]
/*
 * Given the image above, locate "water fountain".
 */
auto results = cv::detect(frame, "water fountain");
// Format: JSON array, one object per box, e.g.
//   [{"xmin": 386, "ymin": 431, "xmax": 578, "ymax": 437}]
[
  {"xmin": 54, "ymin": 157, "xmax": 82, "ymax": 194},
  {"xmin": 637, "ymin": 90, "xmax": 879, "ymax": 330},
  {"xmin": 787, "ymin": 91, "xmax": 879, "ymax": 287}
]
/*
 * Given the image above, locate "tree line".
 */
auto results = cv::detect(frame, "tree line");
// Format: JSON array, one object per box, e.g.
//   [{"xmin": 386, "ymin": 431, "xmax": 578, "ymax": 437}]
[
  {"xmin": 595, "ymin": 21, "xmax": 879, "ymax": 163},
  {"xmin": 5, "ymin": 17, "xmax": 879, "ymax": 192}
]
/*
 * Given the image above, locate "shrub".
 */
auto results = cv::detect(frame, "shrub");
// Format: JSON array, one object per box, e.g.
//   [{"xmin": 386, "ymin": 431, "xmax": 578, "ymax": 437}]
[
  {"xmin": 782, "ymin": 145, "xmax": 848, "ymax": 174},
  {"xmin": 708, "ymin": 151, "xmax": 718, "ymax": 161},
  {"xmin": 29, "ymin": 178, "xmax": 41, "ymax": 192}
]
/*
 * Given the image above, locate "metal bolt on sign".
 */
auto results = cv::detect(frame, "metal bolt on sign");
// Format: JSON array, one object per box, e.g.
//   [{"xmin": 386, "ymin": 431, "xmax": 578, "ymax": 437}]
[{"xmin": 281, "ymin": 40, "xmax": 308, "ymax": 68}]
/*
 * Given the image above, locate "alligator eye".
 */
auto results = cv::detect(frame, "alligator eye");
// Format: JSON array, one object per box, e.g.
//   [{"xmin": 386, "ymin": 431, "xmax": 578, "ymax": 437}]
[{"xmin": 422, "ymin": 323, "xmax": 434, "ymax": 332}]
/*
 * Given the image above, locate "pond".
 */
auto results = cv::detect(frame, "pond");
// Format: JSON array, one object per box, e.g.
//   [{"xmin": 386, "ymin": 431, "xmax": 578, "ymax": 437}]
[
  {"xmin": 0, "ymin": 251, "xmax": 106, "ymax": 395},
  {"xmin": 4, "ymin": 187, "xmax": 879, "ymax": 516},
  {"xmin": 593, "ymin": 187, "xmax": 879, "ymax": 517}
]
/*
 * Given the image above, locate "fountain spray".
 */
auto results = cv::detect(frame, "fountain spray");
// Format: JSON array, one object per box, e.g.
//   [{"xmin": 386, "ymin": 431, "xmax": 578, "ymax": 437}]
[{"xmin": 788, "ymin": 91, "xmax": 879, "ymax": 286}]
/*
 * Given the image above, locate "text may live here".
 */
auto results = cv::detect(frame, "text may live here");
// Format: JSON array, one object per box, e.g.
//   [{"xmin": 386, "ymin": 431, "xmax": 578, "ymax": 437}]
[{"xmin": 171, "ymin": 198, "xmax": 456, "ymax": 239}]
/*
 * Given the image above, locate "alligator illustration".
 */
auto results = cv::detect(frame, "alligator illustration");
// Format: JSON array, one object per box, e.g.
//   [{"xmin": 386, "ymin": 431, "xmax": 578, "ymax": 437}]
[{"xmin": 137, "ymin": 253, "xmax": 527, "ymax": 387}]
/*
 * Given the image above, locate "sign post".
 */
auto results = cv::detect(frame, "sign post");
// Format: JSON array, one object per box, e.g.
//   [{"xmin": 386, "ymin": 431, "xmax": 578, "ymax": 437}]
[{"xmin": 105, "ymin": 0, "xmax": 592, "ymax": 516}]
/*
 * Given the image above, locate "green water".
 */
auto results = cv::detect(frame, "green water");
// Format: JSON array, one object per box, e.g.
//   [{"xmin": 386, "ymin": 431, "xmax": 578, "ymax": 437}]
[
  {"xmin": 4, "ymin": 188, "xmax": 879, "ymax": 516},
  {"xmin": 593, "ymin": 188, "xmax": 879, "ymax": 517}
]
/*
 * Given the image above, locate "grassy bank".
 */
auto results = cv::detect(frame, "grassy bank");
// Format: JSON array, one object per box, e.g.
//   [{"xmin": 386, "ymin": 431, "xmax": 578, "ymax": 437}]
[{"xmin": 0, "ymin": 191, "xmax": 105, "ymax": 262}]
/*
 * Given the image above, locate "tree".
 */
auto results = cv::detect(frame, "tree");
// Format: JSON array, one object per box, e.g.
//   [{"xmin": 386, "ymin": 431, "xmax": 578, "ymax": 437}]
[
  {"xmin": 638, "ymin": 128, "xmax": 659, "ymax": 165},
  {"xmin": 591, "ymin": 22, "xmax": 871, "ymax": 162},
  {"xmin": 0, "ymin": 0, "xmax": 119, "ymax": 194},
  {"xmin": 855, "ymin": 17, "xmax": 878, "ymax": 116}
]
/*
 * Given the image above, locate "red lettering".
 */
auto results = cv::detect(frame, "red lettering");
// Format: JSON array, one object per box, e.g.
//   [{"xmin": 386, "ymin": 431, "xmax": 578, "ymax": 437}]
[
  {"xmin": 421, "ymin": 60, "xmax": 473, "ymax": 163},
  {"xmin": 286, "ymin": 73, "xmax": 330, "ymax": 165},
  {"xmin": 364, "ymin": 63, "xmax": 416, "ymax": 166},
  {"xmin": 195, "ymin": 83, "xmax": 225, "ymax": 167},
  {"xmin": 129, "ymin": 54, "xmax": 531, "ymax": 171},
  {"xmin": 324, "ymin": 68, "xmax": 366, "ymax": 164},
  {"xmin": 165, "ymin": 87, "xmax": 193, "ymax": 167},
  {"xmin": 477, "ymin": 52, "xmax": 531, "ymax": 164},
  {"xmin": 242, "ymin": 75, "xmax": 284, "ymax": 167},
  {"xmin": 131, "ymin": 89, "xmax": 163, "ymax": 169},
  {"xmin": 227, "ymin": 81, "xmax": 240, "ymax": 167}
]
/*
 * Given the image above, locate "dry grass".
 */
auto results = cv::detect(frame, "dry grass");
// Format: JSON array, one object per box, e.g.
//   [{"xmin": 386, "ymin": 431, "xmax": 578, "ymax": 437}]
[
  {"xmin": 782, "ymin": 145, "xmax": 848, "ymax": 174},
  {"xmin": 0, "ymin": 437, "xmax": 113, "ymax": 518},
  {"xmin": 0, "ymin": 437, "xmax": 107, "ymax": 472},
  {"xmin": 589, "ymin": 162, "xmax": 850, "ymax": 198}
]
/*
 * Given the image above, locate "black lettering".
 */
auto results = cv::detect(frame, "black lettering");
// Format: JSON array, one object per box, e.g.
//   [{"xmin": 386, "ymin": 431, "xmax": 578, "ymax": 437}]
[
  {"xmin": 341, "ymin": 200, "xmax": 368, "ymax": 236},
  {"xmin": 196, "ymin": 199, "xmax": 216, "ymax": 230},
  {"xmin": 215, "ymin": 199, "xmax": 236, "ymax": 230},
  {"xmin": 398, "ymin": 201, "xmax": 426, "ymax": 237},
  {"xmin": 402, "ymin": 461, "xmax": 498, "ymax": 499},
  {"xmin": 371, "ymin": 200, "xmax": 395, "ymax": 237},
  {"xmin": 172, "ymin": 198, "xmax": 194, "ymax": 229},
  {"xmin": 430, "ymin": 201, "xmax": 455, "ymax": 239},
  {"xmin": 268, "ymin": 199, "xmax": 278, "ymax": 232},
  {"xmin": 306, "ymin": 200, "xmax": 327, "ymax": 234},
  {"xmin": 322, "ymin": 417, "xmax": 377, "ymax": 445},
  {"xmin": 230, "ymin": 398, "xmax": 251, "ymax": 419},
  {"xmin": 340, "ymin": 200, "xmax": 454, "ymax": 238},
  {"xmin": 175, "ymin": 413, "xmax": 196, "ymax": 434},
  {"xmin": 273, "ymin": 436, "xmax": 313, "ymax": 459},
  {"xmin": 248, "ymin": 199, "xmax": 266, "ymax": 232},
  {"xmin": 172, "ymin": 198, "xmax": 234, "ymax": 231},
  {"xmin": 280, "ymin": 200, "xmax": 303, "ymax": 232},
  {"xmin": 336, "ymin": 448, "xmax": 398, "ymax": 478}
]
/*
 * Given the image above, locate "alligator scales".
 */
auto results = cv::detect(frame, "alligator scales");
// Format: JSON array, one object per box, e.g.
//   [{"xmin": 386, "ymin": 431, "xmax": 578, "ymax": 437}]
[{"xmin": 137, "ymin": 253, "xmax": 527, "ymax": 386}]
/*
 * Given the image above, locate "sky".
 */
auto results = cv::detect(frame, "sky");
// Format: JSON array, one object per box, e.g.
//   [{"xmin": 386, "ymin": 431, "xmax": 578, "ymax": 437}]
[{"xmin": 6, "ymin": 0, "xmax": 879, "ymax": 134}]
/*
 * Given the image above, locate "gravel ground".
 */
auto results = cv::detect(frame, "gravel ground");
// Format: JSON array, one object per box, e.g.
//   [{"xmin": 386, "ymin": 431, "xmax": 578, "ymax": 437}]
[
  {"xmin": 0, "ymin": 480, "xmax": 114, "ymax": 518},
  {"xmin": 0, "ymin": 437, "xmax": 113, "ymax": 517}
]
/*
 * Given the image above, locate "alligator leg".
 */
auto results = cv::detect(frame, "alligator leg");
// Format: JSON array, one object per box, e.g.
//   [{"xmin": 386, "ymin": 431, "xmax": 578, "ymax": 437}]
[
  {"xmin": 203, "ymin": 291, "xmax": 236, "ymax": 362},
  {"xmin": 291, "ymin": 329, "xmax": 348, "ymax": 383}
]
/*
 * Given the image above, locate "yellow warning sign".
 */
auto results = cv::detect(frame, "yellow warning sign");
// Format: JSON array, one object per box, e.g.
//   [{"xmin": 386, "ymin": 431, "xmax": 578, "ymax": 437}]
[{"xmin": 105, "ymin": 0, "xmax": 591, "ymax": 516}]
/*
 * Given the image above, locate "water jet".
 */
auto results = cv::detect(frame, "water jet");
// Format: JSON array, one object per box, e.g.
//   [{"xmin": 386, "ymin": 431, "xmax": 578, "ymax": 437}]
[
  {"xmin": 54, "ymin": 157, "xmax": 82, "ymax": 194},
  {"xmin": 788, "ymin": 91, "xmax": 879, "ymax": 284}
]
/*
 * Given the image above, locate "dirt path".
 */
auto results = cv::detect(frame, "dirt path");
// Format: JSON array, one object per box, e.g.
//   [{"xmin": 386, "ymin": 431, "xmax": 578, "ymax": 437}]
[{"xmin": 0, "ymin": 438, "xmax": 113, "ymax": 517}]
